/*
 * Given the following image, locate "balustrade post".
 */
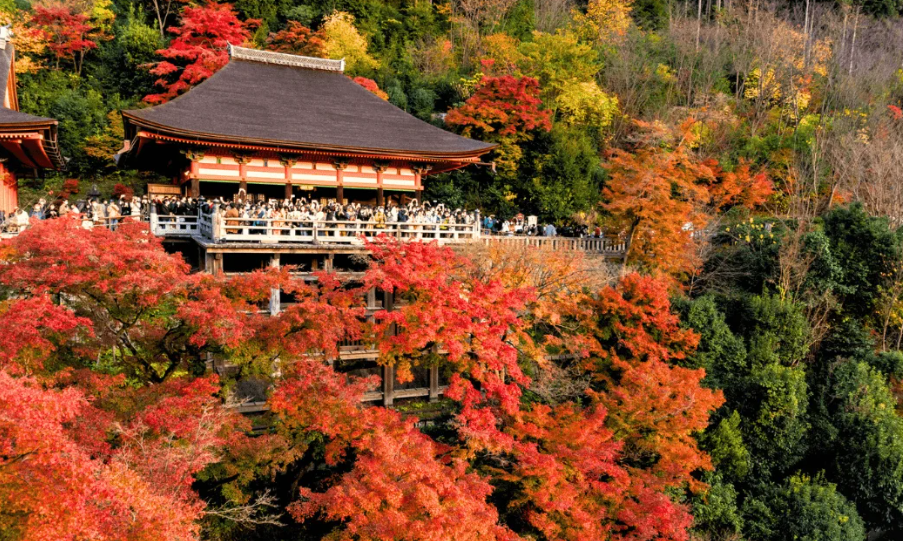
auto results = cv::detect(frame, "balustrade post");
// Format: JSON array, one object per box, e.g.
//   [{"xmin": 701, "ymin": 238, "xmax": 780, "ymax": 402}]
[
  {"xmin": 269, "ymin": 255, "xmax": 281, "ymax": 315},
  {"xmin": 150, "ymin": 207, "xmax": 159, "ymax": 236}
]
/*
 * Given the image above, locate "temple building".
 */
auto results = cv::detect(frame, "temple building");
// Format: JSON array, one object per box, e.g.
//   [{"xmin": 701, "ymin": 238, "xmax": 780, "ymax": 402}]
[
  {"xmin": 0, "ymin": 27, "xmax": 64, "ymax": 214},
  {"xmin": 118, "ymin": 46, "xmax": 494, "ymax": 205}
]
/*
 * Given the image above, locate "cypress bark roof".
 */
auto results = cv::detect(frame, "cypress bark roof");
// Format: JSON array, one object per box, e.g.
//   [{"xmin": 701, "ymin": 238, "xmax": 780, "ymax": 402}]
[
  {"xmin": 122, "ymin": 46, "xmax": 494, "ymax": 160},
  {"xmin": 0, "ymin": 40, "xmax": 57, "ymax": 128},
  {"xmin": 0, "ymin": 34, "xmax": 64, "ymax": 169}
]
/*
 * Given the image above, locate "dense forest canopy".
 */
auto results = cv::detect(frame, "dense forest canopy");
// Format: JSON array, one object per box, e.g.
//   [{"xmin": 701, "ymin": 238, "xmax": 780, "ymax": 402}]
[{"xmin": 5, "ymin": 0, "xmax": 903, "ymax": 540}]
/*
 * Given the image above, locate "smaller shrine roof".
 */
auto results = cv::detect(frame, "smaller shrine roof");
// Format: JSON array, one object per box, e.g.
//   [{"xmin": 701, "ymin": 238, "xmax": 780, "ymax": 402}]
[{"xmin": 0, "ymin": 34, "xmax": 64, "ymax": 169}]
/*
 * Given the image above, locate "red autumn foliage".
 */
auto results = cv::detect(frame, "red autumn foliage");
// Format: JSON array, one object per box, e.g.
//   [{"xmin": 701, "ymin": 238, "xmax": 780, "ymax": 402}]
[
  {"xmin": 602, "ymin": 120, "xmax": 774, "ymax": 277},
  {"xmin": 61, "ymin": 178, "xmax": 80, "ymax": 198},
  {"xmin": 272, "ymin": 362, "xmax": 514, "ymax": 541},
  {"xmin": 145, "ymin": 1, "xmax": 258, "ymax": 104},
  {"xmin": 445, "ymin": 75, "xmax": 552, "ymax": 139},
  {"xmin": 352, "ymin": 76, "xmax": 389, "ymax": 100},
  {"xmin": 112, "ymin": 183, "xmax": 134, "ymax": 199},
  {"xmin": 30, "ymin": 6, "xmax": 98, "ymax": 74},
  {"xmin": 0, "ymin": 369, "xmax": 243, "ymax": 540},
  {"xmin": 265, "ymin": 20, "xmax": 326, "ymax": 56},
  {"xmin": 0, "ymin": 223, "xmax": 721, "ymax": 541}
]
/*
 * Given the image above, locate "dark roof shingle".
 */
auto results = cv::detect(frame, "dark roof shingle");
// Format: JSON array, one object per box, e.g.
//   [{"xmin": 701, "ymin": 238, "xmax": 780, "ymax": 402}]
[{"xmin": 123, "ymin": 48, "xmax": 494, "ymax": 159}]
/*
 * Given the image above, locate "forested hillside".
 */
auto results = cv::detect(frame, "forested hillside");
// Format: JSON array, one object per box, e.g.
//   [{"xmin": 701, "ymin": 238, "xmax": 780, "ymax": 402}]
[{"xmin": 5, "ymin": 0, "xmax": 903, "ymax": 540}]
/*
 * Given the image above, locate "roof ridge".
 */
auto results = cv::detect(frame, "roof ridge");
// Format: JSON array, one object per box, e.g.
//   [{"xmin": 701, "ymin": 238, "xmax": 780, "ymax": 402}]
[{"xmin": 228, "ymin": 45, "xmax": 345, "ymax": 73}]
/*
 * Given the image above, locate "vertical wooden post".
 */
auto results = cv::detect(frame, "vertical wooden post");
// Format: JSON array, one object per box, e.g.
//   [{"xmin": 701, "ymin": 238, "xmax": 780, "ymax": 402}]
[
  {"xmin": 235, "ymin": 154, "xmax": 251, "ymax": 201},
  {"xmin": 280, "ymin": 156, "xmax": 297, "ymax": 201},
  {"xmin": 213, "ymin": 253, "xmax": 223, "ymax": 275},
  {"xmin": 374, "ymin": 161, "xmax": 389, "ymax": 207},
  {"xmin": 412, "ymin": 165, "xmax": 431, "ymax": 205},
  {"xmin": 382, "ymin": 365, "xmax": 395, "ymax": 406},
  {"xmin": 190, "ymin": 177, "xmax": 200, "ymax": 198},
  {"xmin": 333, "ymin": 159, "xmax": 349, "ymax": 204},
  {"xmin": 269, "ymin": 254, "xmax": 281, "ymax": 315},
  {"xmin": 429, "ymin": 366, "xmax": 440, "ymax": 402},
  {"xmin": 203, "ymin": 249, "xmax": 214, "ymax": 273},
  {"xmin": 383, "ymin": 288, "xmax": 395, "ymax": 406}
]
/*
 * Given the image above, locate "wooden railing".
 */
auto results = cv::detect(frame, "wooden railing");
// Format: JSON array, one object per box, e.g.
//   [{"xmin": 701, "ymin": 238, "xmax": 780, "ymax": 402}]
[
  {"xmin": 198, "ymin": 212, "xmax": 480, "ymax": 245},
  {"xmin": 150, "ymin": 212, "xmax": 199, "ymax": 237},
  {"xmin": 481, "ymin": 234, "xmax": 626, "ymax": 254}
]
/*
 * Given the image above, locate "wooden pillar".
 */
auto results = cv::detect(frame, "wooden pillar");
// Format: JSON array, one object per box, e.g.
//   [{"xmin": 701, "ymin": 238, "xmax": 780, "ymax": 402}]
[
  {"xmin": 235, "ymin": 154, "xmax": 251, "ymax": 200},
  {"xmin": 429, "ymin": 366, "xmax": 440, "ymax": 402},
  {"xmin": 269, "ymin": 254, "xmax": 281, "ymax": 315},
  {"xmin": 281, "ymin": 156, "xmax": 297, "ymax": 201},
  {"xmin": 202, "ymin": 249, "xmax": 214, "ymax": 273},
  {"xmin": 382, "ymin": 288, "xmax": 396, "ymax": 406},
  {"xmin": 333, "ymin": 159, "xmax": 348, "ymax": 204},
  {"xmin": 375, "ymin": 162, "xmax": 388, "ymax": 208},
  {"xmin": 324, "ymin": 253, "xmax": 334, "ymax": 273},
  {"xmin": 413, "ymin": 165, "xmax": 431, "ymax": 205},
  {"xmin": 213, "ymin": 253, "xmax": 223, "ymax": 275},
  {"xmin": 184, "ymin": 150, "xmax": 204, "ymax": 199},
  {"xmin": 382, "ymin": 365, "xmax": 395, "ymax": 406}
]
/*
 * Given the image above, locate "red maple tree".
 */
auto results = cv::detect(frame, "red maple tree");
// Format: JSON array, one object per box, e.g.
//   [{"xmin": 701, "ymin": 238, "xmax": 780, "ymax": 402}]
[
  {"xmin": 445, "ymin": 75, "xmax": 552, "ymax": 138},
  {"xmin": 265, "ymin": 20, "xmax": 326, "ymax": 56},
  {"xmin": 30, "ymin": 6, "xmax": 98, "ymax": 75},
  {"xmin": 145, "ymin": 1, "xmax": 258, "ymax": 104},
  {"xmin": 0, "ymin": 222, "xmax": 721, "ymax": 540}
]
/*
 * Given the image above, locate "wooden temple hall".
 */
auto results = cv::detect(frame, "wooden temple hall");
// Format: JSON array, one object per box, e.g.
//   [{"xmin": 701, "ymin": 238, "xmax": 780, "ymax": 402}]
[
  {"xmin": 0, "ymin": 27, "xmax": 64, "ymax": 215},
  {"xmin": 118, "ymin": 46, "xmax": 494, "ymax": 206}
]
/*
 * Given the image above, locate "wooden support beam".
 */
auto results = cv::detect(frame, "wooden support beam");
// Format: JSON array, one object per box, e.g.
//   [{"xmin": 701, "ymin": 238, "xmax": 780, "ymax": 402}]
[
  {"xmin": 382, "ymin": 365, "xmax": 394, "ymax": 407},
  {"xmin": 190, "ymin": 177, "xmax": 200, "ymax": 198},
  {"xmin": 429, "ymin": 366, "xmax": 440, "ymax": 402},
  {"xmin": 269, "ymin": 254, "xmax": 281, "ymax": 315}
]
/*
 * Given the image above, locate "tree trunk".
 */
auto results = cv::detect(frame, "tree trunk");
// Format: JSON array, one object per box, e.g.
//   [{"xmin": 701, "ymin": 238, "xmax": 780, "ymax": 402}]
[
  {"xmin": 849, "ymin": 6, "xmax": 860, "ymax": 77},
  {"xmin": 695, "ymin": 0, "xmax": 703, "ymax": 51}
]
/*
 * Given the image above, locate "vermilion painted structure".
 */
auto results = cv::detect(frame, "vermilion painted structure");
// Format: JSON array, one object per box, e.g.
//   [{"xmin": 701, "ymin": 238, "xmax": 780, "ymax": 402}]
[
  {"xmin": 0, "ymin": 28, "xmax": 64, "ymax": 214},
  {"xmin": 119, "ymin": 46, "xmax": 494, "ymax": 204}
]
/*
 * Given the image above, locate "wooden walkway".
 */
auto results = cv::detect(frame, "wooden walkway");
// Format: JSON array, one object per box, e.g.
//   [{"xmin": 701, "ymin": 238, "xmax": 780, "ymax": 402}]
[{"xmin": 480, "ymin": 235, "xmax": 625, "ymax": 255}]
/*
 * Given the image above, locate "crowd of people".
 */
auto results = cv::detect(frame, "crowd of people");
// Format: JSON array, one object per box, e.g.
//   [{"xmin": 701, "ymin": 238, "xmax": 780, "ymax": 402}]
[
  {"xmin": 188, "ymin": 196, "xmax": 480, "ymax": 239},
  {"xmin": 2, "ymin": 191, "xmax": 609, "ymax": 240},
  {"xmin": 0, "ymin": 195, "xmax": 145, "ymax": 233}
]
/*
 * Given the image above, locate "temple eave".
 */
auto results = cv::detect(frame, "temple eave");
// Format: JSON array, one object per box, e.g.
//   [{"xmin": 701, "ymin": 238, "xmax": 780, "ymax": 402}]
[{"xmin": 122, "ymin": 115, "xmax": 494, "ymax": 163}]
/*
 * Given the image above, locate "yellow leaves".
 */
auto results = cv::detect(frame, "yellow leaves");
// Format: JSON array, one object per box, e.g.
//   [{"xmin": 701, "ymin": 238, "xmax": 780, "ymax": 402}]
[
  {"xmin": 480, "ymin": 33, "xmax": 523, "ymax": 76},
  {"xmin": 320, "ymin": 11, "xmax": 378, "ymax": 73},
  {"xmin": 572, "ymin": 0, "xmax": 632, "ymax": 44},
  {"xmin": 655, "ymin": 63, "xmax": 676, "ymax": 84},
  {"xmin": 555, "ymin": 81, "xmax": 619, "ymax": 131},
  {"xmin": 0, "ymin": 12, "xmax": 46, "ymax": 73},
  {"xmin": 516, "ymin": 30, "xmax": 599, "ymax": 101}
]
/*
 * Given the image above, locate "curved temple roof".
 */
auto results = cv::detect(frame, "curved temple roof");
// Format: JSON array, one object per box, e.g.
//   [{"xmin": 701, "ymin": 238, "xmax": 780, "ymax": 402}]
[
  {"xmin": 0, "ymin": 33, "xmax": 64, "ymax": 170},
  {"xmin": 122, "ymin": 46, "xmax": 494, "ymax": 161}
]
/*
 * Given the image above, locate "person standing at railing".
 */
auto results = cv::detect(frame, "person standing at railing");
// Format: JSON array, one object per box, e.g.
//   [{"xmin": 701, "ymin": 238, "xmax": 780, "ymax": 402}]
[
  {"xmin": 224, "ymin": 204, "xmax": 240, "ymax": 234},
  {"xmin": 107, "ymin": 199, "xmax": 121, "ymax": 232}
]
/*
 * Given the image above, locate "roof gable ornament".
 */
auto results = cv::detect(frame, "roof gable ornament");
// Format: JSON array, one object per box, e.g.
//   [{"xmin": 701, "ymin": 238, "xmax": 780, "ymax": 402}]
[
  {"xmin": 0, "ymin": 26, "xmax": 12, "ymax": 50},
  {"xmin": 228, "ymin": 44, "xmax": 345, "ymax": 73}
]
